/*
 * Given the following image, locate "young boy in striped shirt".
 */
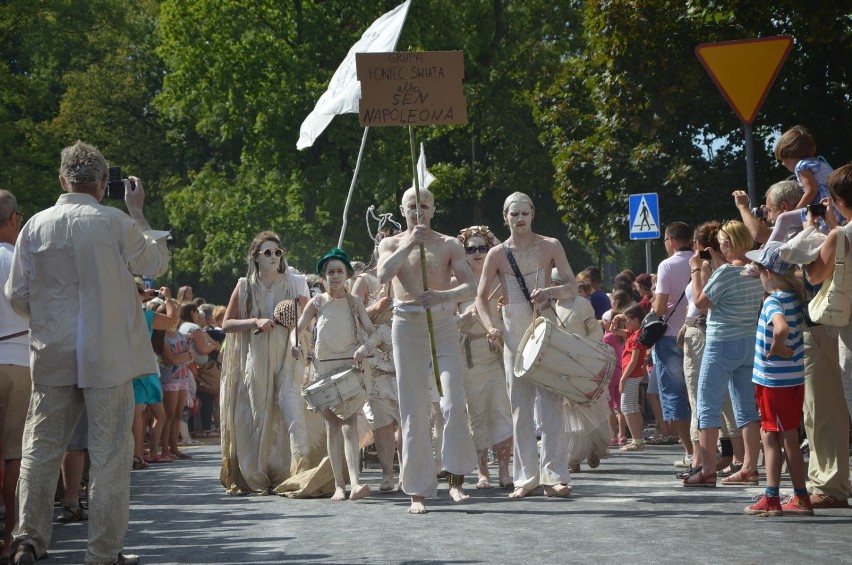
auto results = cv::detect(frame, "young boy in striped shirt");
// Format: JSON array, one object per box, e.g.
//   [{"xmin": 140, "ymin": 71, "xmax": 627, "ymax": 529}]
[{"xmin": 743, "ymin": 241, "xmax": 813, "ymax": 516}]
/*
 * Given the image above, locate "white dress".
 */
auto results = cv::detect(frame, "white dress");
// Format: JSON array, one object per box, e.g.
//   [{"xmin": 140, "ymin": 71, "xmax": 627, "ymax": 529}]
[{"xmin": 220, "ymin": 273, "xmax": 325, "ymax": 494}]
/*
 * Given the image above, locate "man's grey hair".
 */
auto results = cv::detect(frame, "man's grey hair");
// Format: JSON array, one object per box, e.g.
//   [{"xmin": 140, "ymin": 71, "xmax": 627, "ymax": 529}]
[
  {"xmin": 59, "ymin": 141, "xmax": 108, "ymax": 192},
  {"xmin": 766, "ymin": 180, "xmax": 802, "ymax": 208},
  {"xmin": 0, "ymin": 190, "xmax": 17, "ymax": 225},
  {"xmin": 198, "ymin": 303, "xmax": 216, "ymax": 321}
]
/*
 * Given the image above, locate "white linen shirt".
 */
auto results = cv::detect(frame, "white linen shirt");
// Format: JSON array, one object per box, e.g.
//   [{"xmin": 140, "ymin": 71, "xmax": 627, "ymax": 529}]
[
  {"xmin": 0, "ymin": 242, "xmax": 29, "ymax": 366},
  {"xmin": 5, "ymin": 192, "xmax": 169, "ymax": 388}
]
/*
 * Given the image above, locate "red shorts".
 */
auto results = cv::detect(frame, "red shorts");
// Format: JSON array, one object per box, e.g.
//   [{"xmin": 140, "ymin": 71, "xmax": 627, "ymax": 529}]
[{"xmin": 754, "ymin": 384, "xmax": 804, "ymax": 432}]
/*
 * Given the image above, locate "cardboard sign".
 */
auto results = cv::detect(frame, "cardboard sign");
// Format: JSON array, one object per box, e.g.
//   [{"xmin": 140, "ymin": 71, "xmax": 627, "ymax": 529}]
[{"xmin": 356, "ymin": 51, "xmax": 467, "ymax": 127}]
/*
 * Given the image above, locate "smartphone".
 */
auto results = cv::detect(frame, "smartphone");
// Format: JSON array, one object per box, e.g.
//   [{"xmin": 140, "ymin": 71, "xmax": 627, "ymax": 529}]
[
  {"xmin": 807, "ymin": 203, "xmax": 827, "ymax": 217},
  {"xmin": 106, "ymin": 167, "xmax": 125, "ymax": 200},
  {"xmin": 699, "ymin": 250, "xmax": 711, "ymax": 261}
]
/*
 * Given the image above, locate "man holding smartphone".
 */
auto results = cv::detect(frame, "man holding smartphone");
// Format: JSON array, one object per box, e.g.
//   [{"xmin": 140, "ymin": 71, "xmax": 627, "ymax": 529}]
[{"xmin": 6, "ymin": 141, "xmax": 169, "ymax": 565}]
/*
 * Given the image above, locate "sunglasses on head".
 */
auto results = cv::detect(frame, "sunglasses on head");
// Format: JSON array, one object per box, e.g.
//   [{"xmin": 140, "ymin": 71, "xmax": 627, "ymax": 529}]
[
  {"xmin": 258, "ymin": 248, "xmax": 283, "ymax": 258},
  {"xmin": 465, "ymin": 245, "xmax": 489, "ymax": 255}
]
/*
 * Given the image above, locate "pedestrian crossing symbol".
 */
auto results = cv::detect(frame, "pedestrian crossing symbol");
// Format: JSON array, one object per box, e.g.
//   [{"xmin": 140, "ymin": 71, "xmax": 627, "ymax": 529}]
[{"xmin": 628, "ymin": 193, "xmax": 660, "ymax": 240}]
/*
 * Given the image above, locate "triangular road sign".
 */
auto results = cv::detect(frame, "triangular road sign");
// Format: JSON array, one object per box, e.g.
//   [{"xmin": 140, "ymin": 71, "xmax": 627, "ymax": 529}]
[{"xmin": 696, "ymin": 36, "xmax": 793, "ymax": 125}]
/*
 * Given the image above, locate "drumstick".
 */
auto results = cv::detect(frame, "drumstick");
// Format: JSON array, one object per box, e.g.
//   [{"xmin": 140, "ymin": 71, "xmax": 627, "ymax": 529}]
[
  {"xmin": 487, "ymin": 283, "xmax": 502, "ymax": 301},
  {"xmin": 318, "ymin": 355, "xmax": 375, "ymax": 363}
]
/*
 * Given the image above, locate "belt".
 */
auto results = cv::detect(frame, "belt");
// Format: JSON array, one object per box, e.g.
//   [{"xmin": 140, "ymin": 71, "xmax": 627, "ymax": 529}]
[{"xmin": 684, "ymin": 316, "xmax": 707, "ymax": 330}]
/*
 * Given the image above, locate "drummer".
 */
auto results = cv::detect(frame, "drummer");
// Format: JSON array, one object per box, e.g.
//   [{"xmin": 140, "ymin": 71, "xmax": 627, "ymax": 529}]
[
  {"xmin": 475, "ymin": 192, "xmax": 578, "ymax": 499},
  {"xmin": 292, "ymin": 248, "xmax": 381, "ymax": 501}
]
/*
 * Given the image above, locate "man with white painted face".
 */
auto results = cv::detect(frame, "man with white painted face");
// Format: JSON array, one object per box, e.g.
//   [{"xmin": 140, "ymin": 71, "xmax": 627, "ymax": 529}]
[
  {"xmin": 475, "ymin": 192, "xmax": 578, "ymax": 499},
  {"xmin": 377, "ymin": 186, "xmax": 477, "ymax": 514}
]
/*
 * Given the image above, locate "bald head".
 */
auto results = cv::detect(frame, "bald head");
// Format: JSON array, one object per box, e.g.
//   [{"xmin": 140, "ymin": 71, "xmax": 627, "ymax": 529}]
[{"xmin": 402, "ymin": 186, "xmax": 434, "ymax": 206}]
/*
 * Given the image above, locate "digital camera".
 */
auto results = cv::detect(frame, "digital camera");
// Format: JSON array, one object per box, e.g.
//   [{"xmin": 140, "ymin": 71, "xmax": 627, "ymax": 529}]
[{"xmin": 106, "ymin": 167, "xmax": 136, "ymax": 200}]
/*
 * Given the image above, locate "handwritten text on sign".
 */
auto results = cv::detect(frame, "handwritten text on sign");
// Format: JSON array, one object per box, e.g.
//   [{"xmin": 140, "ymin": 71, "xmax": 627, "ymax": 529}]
[{"xmin": 356, "ymin": 51, "xmax": 467, "ymax": 127}]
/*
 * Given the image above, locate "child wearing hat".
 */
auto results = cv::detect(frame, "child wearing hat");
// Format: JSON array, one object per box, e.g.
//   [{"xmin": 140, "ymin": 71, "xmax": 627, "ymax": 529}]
[
  {"xmin": 292, "ymin": 248, "xmax": 381, "ymax": 501},
  {"xmin": 743, "ymin": 241, "xmax": 813, "ymax": 516}
]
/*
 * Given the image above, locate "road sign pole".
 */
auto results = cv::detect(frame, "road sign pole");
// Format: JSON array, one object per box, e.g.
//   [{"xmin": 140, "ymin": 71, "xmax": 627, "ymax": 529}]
[
  {"xmin": 743, "ymin": 123, "xmax": 757, "ymax": 207},
  {"xmin": 645, "ymin": 241, "xmax": 652, "ymax": 275}
]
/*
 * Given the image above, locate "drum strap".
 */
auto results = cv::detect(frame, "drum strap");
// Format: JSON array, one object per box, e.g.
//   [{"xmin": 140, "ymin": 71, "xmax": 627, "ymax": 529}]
[{"xmin": 502, "ymin": 243, "xmax": 535, "ymax": 312}]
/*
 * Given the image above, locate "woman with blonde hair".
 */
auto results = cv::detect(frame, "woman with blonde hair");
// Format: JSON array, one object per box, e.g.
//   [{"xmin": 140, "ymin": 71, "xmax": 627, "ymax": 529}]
[{"xmin": 683, "ymin": 220, "xmax": 764, "ymax": 487}]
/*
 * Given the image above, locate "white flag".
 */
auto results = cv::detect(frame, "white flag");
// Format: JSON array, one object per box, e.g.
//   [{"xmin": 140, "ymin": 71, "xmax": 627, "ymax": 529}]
[
  {"xmin": 296, "ymin": 0, "xmax": 411, "ymax": 150},
  {"xmin": 413, "ymin": 142, "xmax": 436, "ymax": 190}
]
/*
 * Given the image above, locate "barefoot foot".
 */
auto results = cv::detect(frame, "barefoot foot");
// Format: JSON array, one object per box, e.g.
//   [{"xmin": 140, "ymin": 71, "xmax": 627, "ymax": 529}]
[
  {"xmin": 508, "ymin": 486, "xmax": 534, "ymax": 499},
  {"xmin": 379, "ymin": 477, "xmax": 395, "ymax": 492},
  {"xmin": 350, "ymin": 484, "xmax": 372, "ymax": 501},
  {"xmin": 543, "ymin": 483, "xmax": 573, "ymax": 498},
  {"xmin": 408, "ymin": 496, "xmax": 427, "ymax": 514},
  {"xmin": 475, "ymin": 476, "xmax": 491, "ymax": 489},
  {"xmin": 331, "ymin": 487, "xmax": 346, "ymax": 501},
  {"xmin": 449, "ymin": 485, "xmax": 470, "ymax": 502}
]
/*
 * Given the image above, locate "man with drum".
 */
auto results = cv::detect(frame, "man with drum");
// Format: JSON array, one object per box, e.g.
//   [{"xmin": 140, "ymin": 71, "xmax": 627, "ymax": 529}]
[
  {"xmin": 475, "ymin": 192, "xmax": 577, "ymax": 498},
  {"xmin": 377, "ymin": 186, "xmax": 478, "ymax": 514}
]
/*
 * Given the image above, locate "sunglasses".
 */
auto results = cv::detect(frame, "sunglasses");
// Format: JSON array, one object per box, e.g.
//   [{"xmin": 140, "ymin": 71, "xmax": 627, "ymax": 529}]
[
  {"xmin": 465, "ymin": 245, "xmax": 489, "ymax": 255},
  {"xmin": 258, "ymin": 248, "xmax": 283, "ymax": 258}
]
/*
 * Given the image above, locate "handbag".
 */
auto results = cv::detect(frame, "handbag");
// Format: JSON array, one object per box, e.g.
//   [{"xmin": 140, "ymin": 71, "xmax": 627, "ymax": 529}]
[
  {"xmin": 808, "ymin": 224, "xmax": 851, "ymax": 326},
  {"xmin": 638, "ymin": 288, "xmax": 686, "ymax": 348}
]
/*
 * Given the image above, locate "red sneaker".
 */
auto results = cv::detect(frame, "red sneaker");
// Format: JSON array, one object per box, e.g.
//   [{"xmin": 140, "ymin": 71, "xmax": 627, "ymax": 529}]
[
  {"xmin": 744, "ymin": 495, "xmax": 782, "ymax": 516},
  {"xmin": 781, "ymin": 494, "xmax": 814, "ymax": 516}
]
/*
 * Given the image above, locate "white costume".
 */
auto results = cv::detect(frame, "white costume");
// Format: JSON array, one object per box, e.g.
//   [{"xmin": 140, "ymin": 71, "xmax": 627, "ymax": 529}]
[
  {"xmin": 551, "ymin": 296, "xmax": 611, "ymax": 466},
  {"xmin": 355, "ymin": 272, "xmax": 400, "ymax": 429},
  {"xmin": 392, "ymin": 302, "xmax": 477, "ymax": 497},
  {"xmin": 220, "ymin": 273, "xmax": 324, "ymax": 494},
  {"xmin": 458, "ymin": 298, "xmax": 513, "ymax": 452},
  {"xmin": 501, "ymin": 270, "xmax": 571, "ymax": 488}
]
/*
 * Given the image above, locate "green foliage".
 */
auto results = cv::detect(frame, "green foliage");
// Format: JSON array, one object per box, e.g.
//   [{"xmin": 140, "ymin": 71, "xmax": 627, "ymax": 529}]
[{"xmin": 3, "ymin": 0, "xmax": 851, "ymax": 303}]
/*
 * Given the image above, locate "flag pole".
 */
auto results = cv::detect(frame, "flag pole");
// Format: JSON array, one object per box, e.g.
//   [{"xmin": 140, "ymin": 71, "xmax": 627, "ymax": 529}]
[
  {"xmin": 337, "ymin": 127, "xmax": 370, "ymax": 248},
  {"xmin": 408, "ymin": 126, "xmax": 442, "ymax": 396}
]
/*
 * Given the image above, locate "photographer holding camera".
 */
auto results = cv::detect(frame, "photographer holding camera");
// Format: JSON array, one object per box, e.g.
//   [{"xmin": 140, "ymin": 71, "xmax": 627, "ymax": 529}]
[
  {"xmin": 5, "ymin": 141, "xmax": 169, "ymax": 565},
  {"xmin": 733, "ymin": 180, "xmax": 803, "ymax": 245}
]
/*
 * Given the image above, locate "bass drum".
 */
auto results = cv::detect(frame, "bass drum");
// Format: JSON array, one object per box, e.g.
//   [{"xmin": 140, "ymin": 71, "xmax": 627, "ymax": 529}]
[{"xmin": 514, "ymin": 317, "xmax": 614, "ymax": 405}]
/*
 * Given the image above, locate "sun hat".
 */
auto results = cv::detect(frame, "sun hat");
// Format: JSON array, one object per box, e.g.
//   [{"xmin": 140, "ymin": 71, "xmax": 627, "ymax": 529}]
[
  {"xmin": 316, "ymin": 247, "xmax": 354, "ymax": 277},
  {"xmin": 745, "ymin": 241, "xmax": 796, "ymax": 275}
]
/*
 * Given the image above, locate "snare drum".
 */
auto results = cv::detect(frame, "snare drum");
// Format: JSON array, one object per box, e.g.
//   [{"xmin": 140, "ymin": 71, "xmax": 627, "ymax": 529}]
[
  {"xmin": 302, "ymin": 367, "xmax": 368, "ymax": 419},
  {"xmin": 513, "ymin": 317, "xmax": 615, "ymax": 405}
]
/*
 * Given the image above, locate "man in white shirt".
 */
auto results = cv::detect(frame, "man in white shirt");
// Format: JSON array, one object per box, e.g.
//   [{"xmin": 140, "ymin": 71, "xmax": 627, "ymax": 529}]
[
  {"xmin": 6, "ymin": 141, "xmax": 169, "ymax": 565},
  {"xmin": 652, "ymin": 222, "xmax": 694, "ymax": 465},
  {"xmin": 0, "ymin": 190, "xmax": 30, "ymax": 563}
]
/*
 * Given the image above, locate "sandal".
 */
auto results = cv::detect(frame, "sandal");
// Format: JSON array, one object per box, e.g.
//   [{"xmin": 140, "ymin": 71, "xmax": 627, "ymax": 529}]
[
  {"xmin": 682, "ymin": 471, "xmax": 717, "ymax": 487},
  {"xmin": 717, "ymin": 463, "xmax": 743, "ymax": 478},
  {"xmin": 132, "ymin": 455, "xmax": 148, "ymax": 470},
  {"xmin": 172, "ymin": 451, "xmax": 193, "ymax": 460},
  {"xmin": 720, "ymin": 469, "xmax": 759, "ymax": 485},
  {"xmin": 58, "ymin": 504, "xmax": 88, "ymax": 522},
  {"xmin": 148, "ymin": 454, "xmax": 173, "ymax": 464}
]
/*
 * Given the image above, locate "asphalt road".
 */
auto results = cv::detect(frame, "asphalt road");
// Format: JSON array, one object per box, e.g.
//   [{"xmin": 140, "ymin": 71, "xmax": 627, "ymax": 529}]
[{"xmin": 46, "ymin": 439, "xmax": 852, "ymax": 564}]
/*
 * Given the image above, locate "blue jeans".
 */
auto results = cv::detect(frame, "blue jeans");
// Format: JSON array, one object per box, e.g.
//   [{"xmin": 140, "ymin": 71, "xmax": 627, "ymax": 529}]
[
  {"xmin": 653, "ymin": 336, "xmax": 691, "ymax": 421},
  {"xmin": 696, "ymin": 335, "xmax": 759, "ymax": 429}
]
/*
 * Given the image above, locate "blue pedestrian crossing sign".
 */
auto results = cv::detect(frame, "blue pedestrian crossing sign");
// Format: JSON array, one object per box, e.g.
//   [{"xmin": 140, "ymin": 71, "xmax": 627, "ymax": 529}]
[{"xmin": 628, "ymin": 193, "xmax": 660, "ymax": 240}]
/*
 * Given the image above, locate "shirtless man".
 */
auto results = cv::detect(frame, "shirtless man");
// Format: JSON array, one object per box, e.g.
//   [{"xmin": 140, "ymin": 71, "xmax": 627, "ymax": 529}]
[
  {"xmin": 475, "ymin": 192, "xmax": 577, "ymax": 498},
  {"xmin": 378, "ymin": 187, "xmax": 478, "ymax": 514}
]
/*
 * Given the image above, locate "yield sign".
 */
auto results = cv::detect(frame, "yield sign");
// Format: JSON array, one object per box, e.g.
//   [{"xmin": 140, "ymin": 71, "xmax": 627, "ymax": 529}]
[{"xmin": 696, "ymin": 36, "xmax": 793, "ymax": 125}]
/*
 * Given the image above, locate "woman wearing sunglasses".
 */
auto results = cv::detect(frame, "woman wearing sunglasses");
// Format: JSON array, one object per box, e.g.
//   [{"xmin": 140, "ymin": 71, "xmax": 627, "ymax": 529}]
[
  {"xmin": 219, "ymin": 231, "xmax": 319, "ymax": 495},
  {"xmin": 456, "ymin": 225, "xmax": 513, "ymax": 490}
]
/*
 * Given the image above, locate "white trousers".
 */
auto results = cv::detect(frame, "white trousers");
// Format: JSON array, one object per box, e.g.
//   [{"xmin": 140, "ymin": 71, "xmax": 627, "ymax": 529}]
[
  {"xmin": 13, "ymin": 382, "xmax": 134, "ymax": 564},
  {"xmin": 392, "ymin": 305, "xmax": 476, "ymax": 497},
  {"xmin": 502, "ymin": 304, "xmax": 570, "ymax": 488}
]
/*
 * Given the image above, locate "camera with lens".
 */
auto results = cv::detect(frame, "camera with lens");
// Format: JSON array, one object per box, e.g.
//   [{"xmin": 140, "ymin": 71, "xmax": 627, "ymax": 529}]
[
  {"xmin": 155, "ymin": 291, "xmax": 165, "ymax": 299},
  {"xmin": 106, "ymin": 167, "xmax": 136, "ymax": 200},
  {"xmin": 751, "ymin": 206, "xmax": 766, "ymax": 220},
  {"xmin": 807, "ymin": 203, "xmax": 827, "ymax": 217}
]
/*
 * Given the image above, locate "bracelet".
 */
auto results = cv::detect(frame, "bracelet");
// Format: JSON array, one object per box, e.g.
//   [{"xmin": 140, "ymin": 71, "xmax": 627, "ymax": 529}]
[{"xmin": 690, "ymin": 268, "xmax": 700, "ymax": 274}]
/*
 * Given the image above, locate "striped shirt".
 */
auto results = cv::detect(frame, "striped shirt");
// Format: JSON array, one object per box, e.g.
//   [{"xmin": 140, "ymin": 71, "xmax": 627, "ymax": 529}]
[
  {"xmin": 752, "ymin": 291, "xmax": 805, "ymax": 387},
  {"xmin": 704, "ymin": 264, "xmax": 764, "ymax": 341}
]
